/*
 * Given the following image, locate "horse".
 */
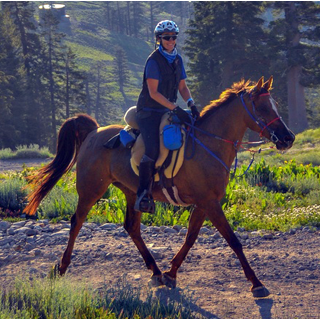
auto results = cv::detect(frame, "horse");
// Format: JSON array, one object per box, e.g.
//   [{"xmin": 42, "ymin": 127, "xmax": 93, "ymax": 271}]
[{"xmin": 24, "ymin": 76, "xmax": 295, "ymax": 298}]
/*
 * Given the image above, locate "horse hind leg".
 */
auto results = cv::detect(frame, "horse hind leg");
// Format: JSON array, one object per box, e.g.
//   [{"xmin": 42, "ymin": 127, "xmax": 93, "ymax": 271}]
[
  {"xmin": 122, "ymin": 188, "xmax": 163, "ymax": 287},
  {"xmin": 206, "ymin": 199, "xmax": 270, "ymax": 298},
  {"xmin": 57, "ymin": 198, "xmax": 96, "ymax": 276},
  {"xmin": 163, "ymin": 207, "xmax": 207, "ymax": 288}
]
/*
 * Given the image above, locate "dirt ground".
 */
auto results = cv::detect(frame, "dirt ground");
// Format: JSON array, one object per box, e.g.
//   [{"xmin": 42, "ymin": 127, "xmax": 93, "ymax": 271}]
[{"xmin": 1, "ymin": 160, "xmax": 320, "ymax": 319}]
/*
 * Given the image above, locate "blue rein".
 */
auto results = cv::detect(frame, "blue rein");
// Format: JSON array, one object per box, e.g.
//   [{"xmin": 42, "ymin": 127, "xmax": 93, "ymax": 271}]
[{"xmin": 183, "ymin": 92, "xmax": 268, "ymax": 176}]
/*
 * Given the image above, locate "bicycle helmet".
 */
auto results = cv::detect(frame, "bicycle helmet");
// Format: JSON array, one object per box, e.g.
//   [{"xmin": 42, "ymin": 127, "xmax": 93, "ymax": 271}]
[{"xmin": 154, "ymin": 20, "xmax": 179, "ymax": 37}]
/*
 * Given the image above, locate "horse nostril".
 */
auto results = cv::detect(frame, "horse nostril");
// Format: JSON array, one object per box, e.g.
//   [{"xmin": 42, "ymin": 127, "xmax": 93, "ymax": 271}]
[{"xmin": 284, "ymin": 135, "xmax": 294, "ymax": 144}]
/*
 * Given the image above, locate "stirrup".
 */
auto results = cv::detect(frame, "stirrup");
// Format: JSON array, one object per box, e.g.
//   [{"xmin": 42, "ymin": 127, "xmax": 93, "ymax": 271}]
[{"xmin": 134, "ymin": 190, "xmax": 155, "ymax": 214}]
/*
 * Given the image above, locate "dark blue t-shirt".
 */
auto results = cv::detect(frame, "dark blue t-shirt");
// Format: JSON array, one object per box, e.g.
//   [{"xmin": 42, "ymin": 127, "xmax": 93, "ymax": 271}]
[{"xmin": 145, "ymin": 55, "xmax": 187, "ymax": 81}]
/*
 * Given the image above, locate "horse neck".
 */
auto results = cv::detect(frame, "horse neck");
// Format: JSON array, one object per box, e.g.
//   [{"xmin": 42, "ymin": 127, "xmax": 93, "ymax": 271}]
[{"xmin": 199, "ymin": 97, "xmax": 248, "ymax": 144}]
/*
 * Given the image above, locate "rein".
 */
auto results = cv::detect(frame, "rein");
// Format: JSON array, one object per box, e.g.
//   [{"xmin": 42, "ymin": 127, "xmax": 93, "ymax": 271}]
[{"xmin": 184, "ymin": 91, "xmax": 279, "ymax": 177}]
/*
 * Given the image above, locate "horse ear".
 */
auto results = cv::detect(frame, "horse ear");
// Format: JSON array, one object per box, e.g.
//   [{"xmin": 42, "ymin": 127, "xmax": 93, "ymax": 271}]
[
  {"xmin": 263, "ymin": 75, "xmax": 273, "ymax": 91},
  {"xmin": 252, "ymin": 77, "xmax": 264, "ymax": 93}
]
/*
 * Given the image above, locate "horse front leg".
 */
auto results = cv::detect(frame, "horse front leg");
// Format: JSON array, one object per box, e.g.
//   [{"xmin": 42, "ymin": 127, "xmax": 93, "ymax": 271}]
[
  {"xmin": 162, "ymin": 207, "xmax": 206, "ymax": 288},
  {"xmin": 123, "ymin": 191, "xmax": 163, "ymax": 287},
  {"xmin": 206, "ymin": 199, "xmax": 270, "ymax": 298}
]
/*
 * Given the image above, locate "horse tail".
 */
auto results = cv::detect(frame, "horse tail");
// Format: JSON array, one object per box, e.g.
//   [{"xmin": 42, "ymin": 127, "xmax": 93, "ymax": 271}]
[{"xmin": 24, "ymin": 113, "xmax": 99, "ymax": 215}]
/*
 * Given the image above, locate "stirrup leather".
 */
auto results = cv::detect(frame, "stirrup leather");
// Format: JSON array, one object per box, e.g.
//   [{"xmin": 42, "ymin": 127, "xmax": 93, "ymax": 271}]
[{"xmin": 134, "ymin": 190, "xmax": 155, "ymax": 214}]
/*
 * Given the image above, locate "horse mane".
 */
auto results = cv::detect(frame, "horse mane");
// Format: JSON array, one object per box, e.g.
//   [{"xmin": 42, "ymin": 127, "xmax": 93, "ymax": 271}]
[{"xmin": 199, "ymin": 79, "xmax": 255, "ymax": 119}]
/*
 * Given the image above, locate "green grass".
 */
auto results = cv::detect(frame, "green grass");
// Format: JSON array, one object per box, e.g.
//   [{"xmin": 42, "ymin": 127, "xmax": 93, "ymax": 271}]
[
  {"xmin": 0, "ymin": 276, "xmax": 198, "ymax": 319},
  {"xmin": 0, "ymin": 128, "xmax": 320, "ymax": 232},
  {"xmin": 0, "ymin": 145, "xmax": 53, "ymax": 160}
]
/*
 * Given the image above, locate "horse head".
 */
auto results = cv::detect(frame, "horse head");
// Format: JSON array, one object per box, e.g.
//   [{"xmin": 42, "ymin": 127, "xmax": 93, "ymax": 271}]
[{"xmin": 242, "ymin": 76, "xmax": 295, "ymax": 151}]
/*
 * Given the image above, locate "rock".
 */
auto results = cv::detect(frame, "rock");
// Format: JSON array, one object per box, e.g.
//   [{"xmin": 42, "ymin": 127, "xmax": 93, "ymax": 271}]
[
  {"xmin": 7, "ymin": 228, "xmax": 15, "ymax": 236},
  {"xmin": 133, "ymin": 274, "xmax": 141, "ymax": 280},
  {"xmin": 289, "ymin": 229, "xmax": 296, "ymax": 235},
  {"xmin": 213, "ymin": 232, "xmax": 221, "ymax": 239},
  {"xmin": 31, "ymin": 249, "xmax": 42, "ymax": 257},
  {"xmin": 263, "ymin": 234, "xmax": 273, "ymax": 240},
  {"xmin": 100, "ymin": 223, "xmax": 118, "ymax": 231},
  {"xmin": 251, "ymin": 231, "xmax": 261, "ymax": 237},
  {"xmin": 140, "ymin": 223, "xmax": 147, "ymax": 231},
  {"xmin": 173, "ymin": 225, "xmax": 182, "ymax": 232},
  {"xmin": 241, "ymin": 233, "xmax": 249, "ymax": 240},
  {"xmin": 0, "ymin": 221, "xmax": 10, "ymax": 232},
  {"xmin": 150, "ymin": 249, "xmax": 165, "ymax": 260},
  {"xmin": 0, "ymin": 238, "xmax": 11, "ymax": 246},
  {"xmin": 234, "ymin": 231, "xmax": 241, "ymax": 238},
  {"xmin": 12, "ymin": 221, "xmax": 26, "ymax": 228},
  {"xmin": 83, "ymin": 222, "xmax": 98, "ymax": 230},
  {"xmin": 24, "ymin": 244, "xmax": 35, "ymax": 251},
  {"xmin": 163, "ymin": 227, "xmax": 178, "ymax": 234},
  {"xmin": 105, "ymin": 252, "xmax": 113, "ymax": 260},
  {"xmin": 160, "ymin": 226, "xmax": 166, "ymax": 232},
  {"xmin": 199, "ymin": 227, "xmax": 211, "ymax": 235},
  {"xmin": 53, "ymin": 229, "xmax": 70, "ymax": 236},
  {"xmin": 148, "ymin": 226, "xmax": 161, "ymax": 233},
  {"xmin": 37, "ymin": 219, "xmax": 49, "ymax": 225},
  {"xmin": 237, "ymin": 227, "xmax": 246, "ymax": 232},
  {"xmin": 178, "ymin": 228, "xmax": 188, "ymax": 236}
]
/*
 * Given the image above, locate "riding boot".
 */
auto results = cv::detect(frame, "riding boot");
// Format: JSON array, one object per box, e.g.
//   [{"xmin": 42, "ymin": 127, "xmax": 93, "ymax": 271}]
[{"xmin": 134, "ymin": 155, "xmax": 156, "ymax": 214}]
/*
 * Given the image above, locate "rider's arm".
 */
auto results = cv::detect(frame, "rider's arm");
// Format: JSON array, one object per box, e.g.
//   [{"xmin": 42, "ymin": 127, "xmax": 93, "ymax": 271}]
[
  {"xmin": 147, "ymin": 78, "xmax": 176, "ymax": 110},
  {"xmin": 178, "ymin": 79, "xmax": 194, "ymax": 106}
]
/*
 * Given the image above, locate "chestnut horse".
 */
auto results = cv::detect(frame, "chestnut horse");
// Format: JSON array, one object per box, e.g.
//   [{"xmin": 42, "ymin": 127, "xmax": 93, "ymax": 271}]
[{"xmin": 24, "ymin": 76, "xmax": 294, "ymax": 298}]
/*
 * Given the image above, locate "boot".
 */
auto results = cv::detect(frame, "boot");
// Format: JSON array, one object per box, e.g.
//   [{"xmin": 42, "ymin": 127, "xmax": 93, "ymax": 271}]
[{"xmin": 134, "ymin": 156, "xmax": 156, "ymax": 214}]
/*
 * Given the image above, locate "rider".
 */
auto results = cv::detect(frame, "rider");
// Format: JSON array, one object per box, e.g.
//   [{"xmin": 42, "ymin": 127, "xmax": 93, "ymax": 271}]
[{"xmin": 134, "ymin": 20, "xmax": 200, "ymax": 214}]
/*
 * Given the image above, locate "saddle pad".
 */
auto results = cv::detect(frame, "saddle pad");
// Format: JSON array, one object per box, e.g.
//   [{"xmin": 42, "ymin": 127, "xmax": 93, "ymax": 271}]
[{"xmin": 130, "ymin": 112, "xmax": 186, "ymax": 182}]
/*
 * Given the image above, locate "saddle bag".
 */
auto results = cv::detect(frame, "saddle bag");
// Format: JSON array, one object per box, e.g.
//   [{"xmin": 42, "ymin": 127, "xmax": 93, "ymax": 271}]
[
  {"xmin": 162, "ymin": 124, "xmax": 183, "ymax": 150},
  {"xmin": 120, "ymin": 126, "xmax": 139, "ymax": 149}
]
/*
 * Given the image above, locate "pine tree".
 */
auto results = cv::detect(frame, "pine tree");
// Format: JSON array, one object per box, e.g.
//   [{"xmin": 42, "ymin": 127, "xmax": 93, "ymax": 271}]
[
  {"xmin": 267, "ymin": 2, "xmax": 320, "ymax": 133},
  {"xmin": 184, "ymin": 2, "xmax": 268, "ymax": 108},
  {"xmin": 0, "ymin": 6, "xmax": 26, "ymax": 148},
  {"xmin": 64, "ymin": 48, "xmax": 86, "ymax": 118},
  {"xmin": 4, "ymin": 1, "xmax": 47, "ymax": 147},
  {"xmin": 39, "ymin": 9, "xmax": 67, "ymax": 151}
]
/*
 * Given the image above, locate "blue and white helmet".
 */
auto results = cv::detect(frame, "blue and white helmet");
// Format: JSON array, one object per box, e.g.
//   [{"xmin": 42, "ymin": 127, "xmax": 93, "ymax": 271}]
[{"xmin": 154, "ymin": 20, "xmax": 179, "ymax": 37}]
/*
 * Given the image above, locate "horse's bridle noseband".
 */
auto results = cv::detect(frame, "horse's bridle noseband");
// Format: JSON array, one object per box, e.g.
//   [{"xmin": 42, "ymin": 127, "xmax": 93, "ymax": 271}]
[{"xmin": 240, "ymin": 92, "xmax": 280, "ymax": 144}]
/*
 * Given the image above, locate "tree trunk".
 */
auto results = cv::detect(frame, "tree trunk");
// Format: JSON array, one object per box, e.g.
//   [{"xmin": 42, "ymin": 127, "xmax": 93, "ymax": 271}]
[
  {"xmin": 95, "ymin": 67, "xmax": 100, "ymax": 123},
  {"xmin": 287, "ymin": 65, "xmax": 308, "ymax": 133},
  {"xmin": 86, "ymin": 77, "xmax": 91, "ymax": 115},
  {"xmin": 48, "ymin": 31, "xmax": 57, "ymax": 152},
  {"xmin": 285, "ymin": 2, "xmax": 308, "ymax": 133}
]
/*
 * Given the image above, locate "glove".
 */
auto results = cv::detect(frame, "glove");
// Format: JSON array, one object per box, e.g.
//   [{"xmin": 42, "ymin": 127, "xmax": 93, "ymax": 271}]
[
  {"xmin": 190, "ymin": 105, "xmax": 200, "ymax": 119},
  {"xmin": 173, "ymin": 106, "xmax": 191, "ymax": 124}
]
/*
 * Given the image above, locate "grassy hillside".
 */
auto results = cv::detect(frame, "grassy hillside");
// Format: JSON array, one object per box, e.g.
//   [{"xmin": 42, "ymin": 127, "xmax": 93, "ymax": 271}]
[{"xmin": 55, "ymin": 1, "xmax": 154, "ymax": 116}]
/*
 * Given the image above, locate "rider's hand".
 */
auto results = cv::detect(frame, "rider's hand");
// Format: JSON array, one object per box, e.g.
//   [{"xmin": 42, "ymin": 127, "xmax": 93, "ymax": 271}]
[
  {"xmin": 173, "ymin": 106, "xmax": 191, "ymax": 124},
  {"xmin": 190, "ymin": 105, "xmax": 200, "ymax": 120}
]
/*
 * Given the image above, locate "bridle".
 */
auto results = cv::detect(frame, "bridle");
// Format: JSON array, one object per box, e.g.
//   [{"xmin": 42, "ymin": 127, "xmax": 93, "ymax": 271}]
[
  {"xmin": 182, "ymin": 89, "xmax": 282, "ymax": 176},
  {"xmin": 240, "ymin": 91, "xmax": 281, "ymax": 143}
]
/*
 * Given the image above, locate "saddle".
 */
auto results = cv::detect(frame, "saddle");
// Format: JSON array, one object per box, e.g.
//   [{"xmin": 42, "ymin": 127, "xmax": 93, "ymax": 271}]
[{"xmin": 124, "ymin": 106, "xmax": 186, "ymax": 182}]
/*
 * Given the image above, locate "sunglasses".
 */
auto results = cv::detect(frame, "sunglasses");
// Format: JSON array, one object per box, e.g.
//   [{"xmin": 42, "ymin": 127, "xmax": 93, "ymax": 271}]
[{"xmin": 160, "ymin": 35, "xmax": 178, "ymax": 41}]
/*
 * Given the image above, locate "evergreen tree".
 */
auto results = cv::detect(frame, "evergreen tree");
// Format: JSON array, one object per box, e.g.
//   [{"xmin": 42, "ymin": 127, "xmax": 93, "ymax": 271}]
[
  {"xmin": 4, "ymin": 1, "xmax": 47, "ymax": 147},
  {"xmin": 184, "ymin": 2, "xmax": 268, "ymax": 108},
  {"xmin": 132, "ymin": 2, "xmax": 144, "ymax": 39},
  {"xmin": 267, "ymin": 2, "xmax": 320, "ymax": 133},
  {"xmin": 64, "ymin": 48, "xmax": 86, "ymax": 118},
  {"xmin": 0, "ymin": 6, "xmax": 26, "ymax": 148},
  {"xmin": 39, "ymin": 9, "xmax": 66, "ymax": 151}
]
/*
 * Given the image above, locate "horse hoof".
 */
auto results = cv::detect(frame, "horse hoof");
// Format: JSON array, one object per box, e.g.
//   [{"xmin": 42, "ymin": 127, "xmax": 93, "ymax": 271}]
[
  {"xmin": 252, "ymin": 286, "xmax": 270, "ymax": 298},
  {"xmin": 162, "ymin": 273, "xmax": 177, "ymax": 289},
  {"xmin": 48, "ymin": 263, "xmax": 60, "ymax": 279},
  {"xmin": 148, "ymin": 274, "xmax": 164, "ymax": 288}
]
